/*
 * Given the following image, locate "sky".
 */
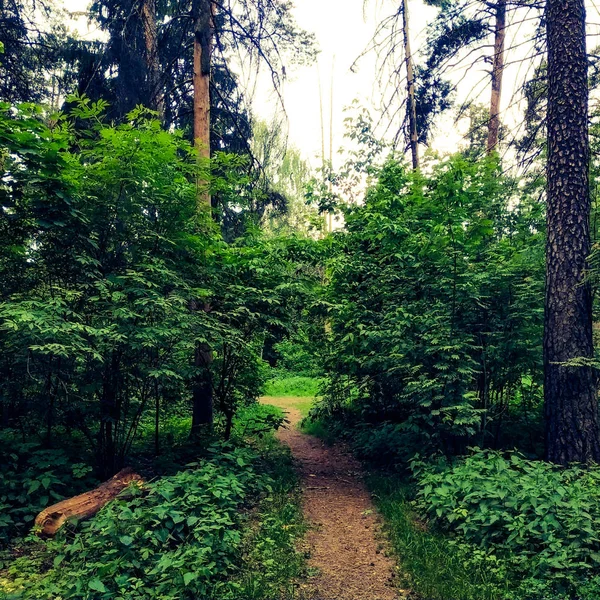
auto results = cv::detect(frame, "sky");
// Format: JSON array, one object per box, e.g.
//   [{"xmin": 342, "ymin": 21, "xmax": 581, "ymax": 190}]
[
  {"xmin": 63, "ymin": 0, "xmax": 548, "ymax": 168},
  {"xmin": 251, "ymin": 0, "xmax": 440, "ymax": 167}
]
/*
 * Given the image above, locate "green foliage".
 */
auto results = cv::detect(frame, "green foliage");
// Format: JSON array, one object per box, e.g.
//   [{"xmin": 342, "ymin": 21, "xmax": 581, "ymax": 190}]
[
  {"xmin": 272, "ymin": 330, "xmax": 322, "ymax": 377},
  {"xmin": 230, "ymin": 403, "xmax": 287, "ymax": 441},
  {"xmin": 5, "ymin": 441, "xmax": 290, "ymax": 599},
  {"xmin": 414, "ymin": 450, "xmax": 600, "ymax": 598},
  {"xmin": 0, "ymin": 99, "xmax": 320, "ymax": 483},
  {"xmin": 318, "ymin": 152, "xmax": 545, "ymax": 464},
  {"xmin": 368, "ymin": 474, "xmax": 510, "ymax": 600},
  {"xmin": 224, "ymin": 440, "xmax": 307, "ymax": 600},
  {"xmin": 0, "ymin": 437, "xmax": 96, "ymax": 544}
]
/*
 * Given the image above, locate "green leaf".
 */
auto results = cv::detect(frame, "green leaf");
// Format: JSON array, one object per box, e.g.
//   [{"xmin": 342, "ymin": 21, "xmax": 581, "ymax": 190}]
[{"xmin": 88, "ymin": 578, "xmax": 107, "ymax": 593}]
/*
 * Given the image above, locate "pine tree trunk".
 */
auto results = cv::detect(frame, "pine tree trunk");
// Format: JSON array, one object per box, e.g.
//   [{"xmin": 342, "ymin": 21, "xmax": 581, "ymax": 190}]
[
  {"xmin": 140, "ymin": 0, "xmax": 164, "ymax": 119},
  {"xmin": 486, "ymin": 0, "xmax": 505, "ymax": 153},
  {"xmin": 544, "ymin": 0, "xmax": 600, "ymax": 465},
  {"xmin": 193, "ymin": 0, "xmax": 213, "ymax": 206},
  {"xmin": 189, "ymin": 0, "xmax": 214, "ymax": 432},
  {"xmin": 402, "ymin": 0, "xmax": 419, "ymax": 170}
]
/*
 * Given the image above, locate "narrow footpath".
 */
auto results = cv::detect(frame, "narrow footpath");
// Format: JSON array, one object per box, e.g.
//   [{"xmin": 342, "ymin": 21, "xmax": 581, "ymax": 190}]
[{"xmin": 265, "ymin": 397, "xmax": 403, "ymax": 600}]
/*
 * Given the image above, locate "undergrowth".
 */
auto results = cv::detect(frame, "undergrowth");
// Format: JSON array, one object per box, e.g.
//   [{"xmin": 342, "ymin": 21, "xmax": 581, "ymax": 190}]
[
  {"xmin": 368, "ymin": 475, "xmax": 511, "ymax": 600},
  {"xmin": 0, "ymin": 405, "xmax": 306, "ymax": 600}
]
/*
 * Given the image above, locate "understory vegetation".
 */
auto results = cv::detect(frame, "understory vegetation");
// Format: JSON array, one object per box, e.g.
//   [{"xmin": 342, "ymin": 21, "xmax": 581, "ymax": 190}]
[
  {"xmin": 298, "ymin": 137, "xmax": 600, "ymax": 598},
  {"xmin": 1, "ymin": 405, "xmax": 307, "ymax": 600}
]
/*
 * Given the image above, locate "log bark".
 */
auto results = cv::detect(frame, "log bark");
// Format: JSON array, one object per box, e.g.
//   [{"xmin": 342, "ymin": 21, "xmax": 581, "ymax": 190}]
[
  {"xmin": 544, "ymin": 0, "xmax": 600, "ymax": 465},
  {"xmin": 35, "ymin": 468, "xmax": 143, "ymax": 536}
]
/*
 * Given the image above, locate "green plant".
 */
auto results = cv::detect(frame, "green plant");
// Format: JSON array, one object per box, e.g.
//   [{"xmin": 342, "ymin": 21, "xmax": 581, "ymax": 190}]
[
  {"xmin": 414, "ymin": 450, "xmax": 600, "ymax": 597},
  {"xmin": 368, "ymin": 474, "xmax": 511, "ymax": 600},
  {"xmin": 7, "ymin": 444, "xmax": 271, "ymax": 599},
  {"xmin": 319, "ymin": 151, "xmax": 545, "ymax": 463},
  {"xmin": 0, "ymin": 437, "xmax": 96, "ymax": 544}
]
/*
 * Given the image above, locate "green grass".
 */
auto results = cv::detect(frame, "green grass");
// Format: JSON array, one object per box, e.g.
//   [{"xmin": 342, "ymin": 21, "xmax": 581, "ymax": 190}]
[
  {"xmin": 367, "ymin": 474, "xmax": 511, "ymax": 600},
  {"xmin": 263, "ymin": 376, "xmax": 321, "ymax": 398},
  {"xmin": 227, "ymin": 439, "xmax": 308, "ymax": 599}
]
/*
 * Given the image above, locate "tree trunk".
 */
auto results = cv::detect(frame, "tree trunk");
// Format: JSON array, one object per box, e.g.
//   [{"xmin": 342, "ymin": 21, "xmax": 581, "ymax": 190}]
[
  {"xmin": 486, "ymin": 0, "xmax": 505, "ymax": 153},
  {"xmin": 402, "ymin": 0, "xmax": 419, "ymax": 170},
  {"xmin": 191, "ymin": 343, "xmax": 214, "ymax": 433},
  {"xmin": 189, "ymin": 0, "xmax": 214, "ymax": 432},
  {"xmin": 544, "ymin": 0, "xmax": 600, "ymax": 465},
  {"xmin": 98, "ymin": 353, "xmax": 121, "ymax": 477},
  {"xmin": 193, "ymin": 0, "xmax": 213, "ymax": 206},
  {"xmin": 140, "ymin": 0, "xmax": 164, "ymax": 119}
]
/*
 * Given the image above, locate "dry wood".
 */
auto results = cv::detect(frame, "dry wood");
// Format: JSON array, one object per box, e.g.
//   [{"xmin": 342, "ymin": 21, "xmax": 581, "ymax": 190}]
[{"xmin": 35, "ymin": 467, "xmax": 143, "ymax": 536}]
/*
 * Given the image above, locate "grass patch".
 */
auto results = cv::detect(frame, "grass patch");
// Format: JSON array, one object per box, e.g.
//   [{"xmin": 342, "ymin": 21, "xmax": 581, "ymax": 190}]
[
  {"xmin": 230, "ymin": 440, "xmax": 308, "ymax": 599},
  {"xmin": 367, "ymin": 474, "xmax": 511, "ymax": 600},
  {"xmin": 263, "ymin": 376, "xmax": 321, "ymax": 398}
]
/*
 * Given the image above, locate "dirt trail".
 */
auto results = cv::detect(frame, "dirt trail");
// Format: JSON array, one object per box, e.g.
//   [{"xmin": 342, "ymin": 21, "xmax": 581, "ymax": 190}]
[{"xmin": 265, "ymin": 397, "xmax": 403, "ymax": 600}]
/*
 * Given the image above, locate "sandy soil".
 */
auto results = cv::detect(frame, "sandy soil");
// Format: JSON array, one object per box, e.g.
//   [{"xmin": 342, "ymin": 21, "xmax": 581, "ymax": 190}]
[{"xmin": 265, "ymin": 397, "xmax": 404, "ymax": 600}]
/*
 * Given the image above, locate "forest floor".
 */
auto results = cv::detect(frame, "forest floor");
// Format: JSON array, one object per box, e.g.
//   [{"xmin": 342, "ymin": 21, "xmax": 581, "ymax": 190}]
[{"xmin": 263, "ymin": 396, "xmax": 404, "ymax": 600}]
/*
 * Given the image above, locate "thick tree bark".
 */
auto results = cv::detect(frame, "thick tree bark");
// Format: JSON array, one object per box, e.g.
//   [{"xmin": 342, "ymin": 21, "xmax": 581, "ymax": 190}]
[
  {"xmin": 544, "ymin": 0, "xmax": 600, "ymax": 465},
  {"xmin": 140, "ymin": 0, "xmax": 164, "ymax": 119},
  {"xmin": 402, "ymin": 0, "xmax": 419, "ymax": 170},
  {"xmin": 486, "ymin": 0, "xmax": 505, "ymax": 153},
  {"xmin": 189, "ymin": 0, "xmax": 214, "ymax": 432}
]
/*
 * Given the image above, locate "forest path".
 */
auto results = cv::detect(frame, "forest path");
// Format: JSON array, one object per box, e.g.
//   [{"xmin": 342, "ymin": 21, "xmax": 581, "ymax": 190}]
[{"xmin": 263, "ymin": 396, "xmax": 404, "ymax": 600}]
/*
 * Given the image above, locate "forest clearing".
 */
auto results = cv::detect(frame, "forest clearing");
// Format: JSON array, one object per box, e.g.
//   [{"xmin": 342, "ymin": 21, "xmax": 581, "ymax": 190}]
[{"xmin": 4, "ymin": 0, "xmax": 600, "ymax": 598}]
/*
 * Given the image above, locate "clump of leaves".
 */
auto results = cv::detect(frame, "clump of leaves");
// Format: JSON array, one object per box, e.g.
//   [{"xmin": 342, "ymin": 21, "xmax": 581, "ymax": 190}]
[
  {"xmin": 7, "ymin": 443, "xmax": 271, "ymax": 599},
  {"xmin": 414, "ymin": 450, "xmax": 600, "ymax": 598},
  {"xmin": 0, "ymin": 436, "xmax": 96, "ymax": 544}
]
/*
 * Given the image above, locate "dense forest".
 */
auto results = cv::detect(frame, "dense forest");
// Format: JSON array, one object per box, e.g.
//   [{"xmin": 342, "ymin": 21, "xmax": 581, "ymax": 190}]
[{"xmin": 2, "ymin": 0, "xmax": 600, "ymax": 598}]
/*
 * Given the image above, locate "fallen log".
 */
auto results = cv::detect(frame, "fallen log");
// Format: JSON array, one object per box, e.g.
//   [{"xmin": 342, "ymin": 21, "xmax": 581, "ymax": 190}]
[{"xmin": 35, "ymin": 467, "xmax": 143, "ymax": 536}]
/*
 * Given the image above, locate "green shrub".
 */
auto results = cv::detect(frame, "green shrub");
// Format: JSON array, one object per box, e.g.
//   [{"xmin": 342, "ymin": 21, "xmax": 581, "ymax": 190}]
[
  {"xmin": 7, "ymin": 444, "xmax": 271, "ymax": 599},
  {"xmin": 368, "ymin": 475, "xmax": 511, "ymax": 600},
  {"xmin": 0, "ymin": 437, "xmax": 96, "ymax": 544},
  {"xmin": 231, "ymin": 403, "xmax": 287, "ymax": 440},
  {"xmin": 414, "ymin": 450, "xmax": 600, "ymax": 598}
]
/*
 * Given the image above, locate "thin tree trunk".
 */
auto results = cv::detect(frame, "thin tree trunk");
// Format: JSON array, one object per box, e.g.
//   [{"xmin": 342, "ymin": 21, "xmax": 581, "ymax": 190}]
[
  {"xmin": 191, "ymin": 343, "xmax": 214, "ymax": 433},
  {"xmin": 544, "ymin": 0, "xmax": 600, "ymax": 465},
  {"xmin": 189, "ymin": 0, "xmax": 214, "ymax": 433},
  {"xmin": 486, "ymin": 0, "xmax": 506, "ymax": 153},
  {"xmin": 193, "ymin": 0, "xmax": 213, "ymax": 206},
  {"xmin": 140, "ymin": 0, "xmax": 164, "ymax": 119},
  {"xmin": 402, "ymin": 0, "xmax": 419, "ymax": 170}
]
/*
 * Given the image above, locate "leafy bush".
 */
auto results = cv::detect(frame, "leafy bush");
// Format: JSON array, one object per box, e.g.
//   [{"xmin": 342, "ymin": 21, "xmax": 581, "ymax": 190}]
[
  {"xmin": 368, "ymin": 475, "xmax": 511, "ymax": 600},
  {"xmin": 263, "ymin": 376, "xmax": 321, "ymax": 397},
  {"xmin": 231, "ymin": 403, "xmax": 287, "ymax": 441},
  {"xmin": 0, "ymin": 437, "xmax": 96, "ymax": 544},
  {"xmin": 272, "ymin": 330, "xmax": 321, "ymax": 377},
  {"xmin": 320, "ymin": 153, "xmax": 545, "ymax": 461},
  {"xmin": 414, "ymin": 450, "xmax": 600, "ymax": 597},
  {"xmin": 7, "ymin": 444, "xmax": 272, "ymax": 599}
]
